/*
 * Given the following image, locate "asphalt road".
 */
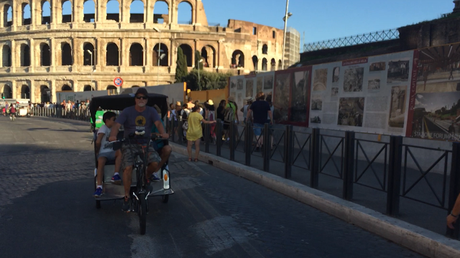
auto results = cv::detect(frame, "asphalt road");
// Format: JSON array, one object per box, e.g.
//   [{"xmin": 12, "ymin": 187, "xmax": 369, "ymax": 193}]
[{"xmin": 0, "ymin": 116, "xmax": 424, "ymax": 257}]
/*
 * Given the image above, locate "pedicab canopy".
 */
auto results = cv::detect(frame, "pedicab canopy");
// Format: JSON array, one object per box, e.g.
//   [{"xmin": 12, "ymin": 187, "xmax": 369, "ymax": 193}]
[{"xmin": 89, "ymin": 93, "xmax": 169, "ymax": 128}]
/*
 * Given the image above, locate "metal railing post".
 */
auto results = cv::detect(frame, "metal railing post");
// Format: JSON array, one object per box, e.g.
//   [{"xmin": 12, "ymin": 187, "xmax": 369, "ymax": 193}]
[
  {"xmin": 204, "ymin": 123, "xmax": 210, "ymax": 153},
  {"xmin": 284, "ymin": 125, "xmax": 293, "ymax": 179},
  {"xmin": 229, "ymin": 121, "xmax": 235, "ymax": 161},
  {"xmin": 216, "ymin": 119, "xmax": 222, "ymax": 156},
  {"xmin": 386, "ymin": 135, "xmax": 403, "ymax": 216},
  {"xmin": 170, "ymin": 119, "xmax": 175, "ymax": 142},
  {"xmin": 263, "ymin": 123, "xmax": 270, "ymax": 172},
  {"xmin": 177, "ymin": 121, "xmax": 183, "ymax": 143},
  {"xmin": 447, "ymin": 142, "xmax": 460, "ymax": 239},
  {"xmin": 245, "ymin": 123, "xmax": 253, "ymax": 166},
  {"xmin": 343, "ymin": 131, "xmax": 355, "ymax": 200},
  {"xmin": 310, "ymin": 128, "xmax": 320, "ymax": 188}
]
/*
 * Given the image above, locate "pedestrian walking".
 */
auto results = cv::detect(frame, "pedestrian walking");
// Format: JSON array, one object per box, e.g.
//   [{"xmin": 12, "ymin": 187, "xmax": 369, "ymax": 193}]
[
  {"xmin": 246, "ymin": 91, "xmax": 273, "ymax": 151},
  {"xmin": 204, "ymin": 99, "xmax": 216, "ymax": 143},
  {"xmin": 186, "ymin": 105, "xmax": 216, "ymax": 162}
]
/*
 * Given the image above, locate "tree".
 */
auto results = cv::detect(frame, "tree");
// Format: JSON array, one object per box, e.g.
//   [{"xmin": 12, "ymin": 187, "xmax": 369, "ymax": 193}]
[
  {"xmin": 175, "ymin": 47, "xmax": 188, "ymax": 82},
  {"xmin": 185, "ymin": 70, "xmax": 232, "ymax": 91}
]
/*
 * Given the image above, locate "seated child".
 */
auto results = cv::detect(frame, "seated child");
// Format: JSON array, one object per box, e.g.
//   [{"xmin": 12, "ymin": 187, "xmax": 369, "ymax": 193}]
[{"xmin": 93, "ymin": 111, "xmax": 123, "ymax": 197}]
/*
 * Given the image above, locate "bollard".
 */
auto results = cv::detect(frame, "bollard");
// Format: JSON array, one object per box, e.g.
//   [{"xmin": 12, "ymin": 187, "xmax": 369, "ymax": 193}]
[
  {"xmin": 284, "ymin": 125, "xmax": 293, "ymax": 179},
  {"xmin": 216, "ymin": 119, "xmax": 222, "ymax": 157},
  {"xmin": 229, "ymin": 121, "xmax": 235, "ymax": 161},
  {"xmin": 343, "ymin": 131, "xmax": 355, "ymax": 200},
  {"xmin": 170, "ymin": 119, "xmax": 175, "ymax": 142},
  {"xmin": 447, "ymin": 142, "xmax": 460, "ymax": 239},
  {"xmin": 263, "ymin": 123, "xmax": 271, "ymax": 172},
  {"xmin": 310, "ymin": 128, "xmax": 320, "ymax": 188},
  {"xmin": 204, "ymin": 123, "xmax": 210, "ymax": 153},
  {"xmin": 245, "ymin": 123, "xmax": 253, "ymax": 166},
  {"xmin": 386, "ymin": 135, "xmax": 403, "ymax": 216}
]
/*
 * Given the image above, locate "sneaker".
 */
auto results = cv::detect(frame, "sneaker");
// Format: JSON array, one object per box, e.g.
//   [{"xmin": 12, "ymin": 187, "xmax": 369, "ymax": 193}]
[
  {"xmin": 122, "ymin": 197, "xmax": 131, "ymax": 212},
  {"xmin": 111, "ymin": 174, "xmax": 122, "ymax": 185},
  {"xmin": 150, "ymin": 174, "xmax": 160, "ymax": 182},
  {"xmin": 93, "ymin": 187, "xmax": 103, "ymax": 197}
]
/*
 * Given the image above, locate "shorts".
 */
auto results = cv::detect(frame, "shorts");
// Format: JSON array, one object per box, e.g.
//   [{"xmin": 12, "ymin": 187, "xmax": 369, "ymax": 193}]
[
  {"xmin": 121, "ymin": 143, "xmax": 160, "ymax": 170},
  {"xmin": 253, "ymin": 123, "xmax": 264, "ymax": 136},
  {"xmin": 98, "ymin": 151, "xmax": 116, "ymax": 161}
]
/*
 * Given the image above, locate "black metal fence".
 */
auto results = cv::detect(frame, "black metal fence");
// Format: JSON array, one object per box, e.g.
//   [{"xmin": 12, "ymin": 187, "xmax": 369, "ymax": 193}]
[{"xmin": 31, "ymin": 106, "xmax": 91, "ymax": 121}]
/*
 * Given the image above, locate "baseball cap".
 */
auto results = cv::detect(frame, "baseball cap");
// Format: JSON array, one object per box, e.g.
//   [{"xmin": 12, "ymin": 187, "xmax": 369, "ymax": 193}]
[{"xmin": 134, "ymin": 87, "xmax": 148, "ymax": 97}]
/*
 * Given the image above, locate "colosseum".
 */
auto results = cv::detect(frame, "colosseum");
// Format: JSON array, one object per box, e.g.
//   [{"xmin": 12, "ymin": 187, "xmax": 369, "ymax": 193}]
[{"xmin": 0, "ymin": 0, "xmax": 285, "ymax": 103}]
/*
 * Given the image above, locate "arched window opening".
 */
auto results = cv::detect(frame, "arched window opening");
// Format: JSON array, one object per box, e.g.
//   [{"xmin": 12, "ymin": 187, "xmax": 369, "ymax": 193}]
[
  {"xmin": 62, "ymin": 0, "xmax": 72, "ymax": 23},
  {"xmin": 41, "ymin": 43, "xmax": 51, "ymax": 66},
  {"xmin": 61, "ymin": 84, "xmax": 72, "ymax": 91},
  {"xmin": 179, "ymin": 44, "xmax": 192, "ymax": 67},
  {"xmin": 22, "ymin": 3, "xmax": 31, "ymax": 25},
  {"xmin": 106, "ymin": 0, "xmax": 120, "ymax": 22},
  {"xmin": 40, "ymin": 85, "xmax": 50, "ymax": 102},
  {"xmin": 201, "ymin": 46, "xmax": 216, "ymax": 68},
  {"xmin": 252, "ymin": 55, "xmax": 258, "ymax": 71},
  {"xmin": 129, "ymin": 0, "xmax": 144, "ymax": 23},
  {"xmin": 177, "ymin": 1, "xmax": 192, "ymax": 24},
  {"xmin": 4, "ymin": 5, "xmax": 12, "ymax": 27},
  {"xmin": 20, "ymin": 44, "xmax": 30, "ymax": 67},
  {"xmin": 129, "ymin": 43, "xmax": 143, "ymax": 66},
  {"xmin": 83, "ymin": 43, "xmax": 95, "ymax": 66},
  {"xmin": 270, "ymin": 58, "xmax": 276, "ymax": 71},
  {"xmin": 153, "ymin": 43, "xmax": 168, "ymax": 66},
  {"xmin": 262, "ymin": 44, "xmax": 268, "ymax": 54},
  {"xmin": 2, "ymin": 45, "xmax": 11, "ymax": 67},
  {"xmin": 41, "ymin": 1, "xmax": 51, "ymax": 24},
  {"xmin": 278, "ymin": 60, "xmax": 282, "ymax": 70},
  {"xmin": 261, "ymin": 58, "xmax": 268, "ymax": 71},
  {"xmin": 106, "ymin": 43, "xmax": 119, "ymax": 66},
  {"xmin": 83, "ymin": 0, "xmax": 95, "ymax": 22},
  {"xmin": 2, "ymin": 85, "xmax": 12, "ymax": 99},
  {"xmin": 21, "ymin": 85, "xmax": 30, "ymax": 99},
  {"xmin": 84, "ymin": 85, "xmax": 94, "ymax": 91},
  {"xmin": 107, "ymin": 85, "xmax": 117, "ymax": 95},
  {"xmin": 61, "ymin": 43, "xmax": 72, "ymax": 65},
  {"xmin": 231, "ymin": 50, "xmax": 244, "ymax": 68},
  {"xmin": 153, "ymin": 0, "xmax": 169, "ymax": 24},
  {"xmin": 273, "ymin": 31, "xmax": 276, "ymax": 39}
]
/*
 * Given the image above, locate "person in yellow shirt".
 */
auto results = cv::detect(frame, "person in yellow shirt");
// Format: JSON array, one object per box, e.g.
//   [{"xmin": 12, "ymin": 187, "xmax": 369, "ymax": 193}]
[{"xmin": 186, "ymin": 105, "xmax": 216, "ymax": 162}]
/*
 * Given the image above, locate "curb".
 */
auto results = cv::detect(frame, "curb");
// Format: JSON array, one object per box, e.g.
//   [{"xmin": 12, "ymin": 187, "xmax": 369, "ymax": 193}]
[{"xmin": 170, "ymin": 142, "xmax": 460, "ymax": 258}]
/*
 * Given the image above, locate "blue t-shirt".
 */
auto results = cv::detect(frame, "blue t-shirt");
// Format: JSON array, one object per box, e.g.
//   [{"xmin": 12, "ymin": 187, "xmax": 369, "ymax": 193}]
[
  {"xmin": 250, "ymin": 100, "xmax": 271, "ymax": 124},
  {"xmin": 116, "ymin": 106, "xmax": 161, "ymax": 138}
]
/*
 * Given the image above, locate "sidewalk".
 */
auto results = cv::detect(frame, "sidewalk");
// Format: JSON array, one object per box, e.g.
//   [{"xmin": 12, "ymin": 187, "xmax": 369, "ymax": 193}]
[{"xmin": 170, "ymin": 141, "xmax": 460, "ymax": 258}]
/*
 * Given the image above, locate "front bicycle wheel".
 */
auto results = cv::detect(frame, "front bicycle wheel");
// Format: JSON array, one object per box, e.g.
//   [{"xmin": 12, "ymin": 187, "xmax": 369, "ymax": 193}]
[{"xmin": 138, "ymin": 193, "xmax": 147, "ymax": 235}]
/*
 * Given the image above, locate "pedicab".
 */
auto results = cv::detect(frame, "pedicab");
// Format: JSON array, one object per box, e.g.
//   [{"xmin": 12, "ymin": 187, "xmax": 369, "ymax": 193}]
[{"xmin": 89, "ymin": 93, "xmax": 174, "ymax": 235}]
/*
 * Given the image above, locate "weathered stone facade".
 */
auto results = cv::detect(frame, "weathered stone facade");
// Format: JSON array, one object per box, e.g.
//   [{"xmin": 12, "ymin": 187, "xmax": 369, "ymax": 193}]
[{"xmin": 0, "ymin": 0, "xmax": 284, "ymax": 103}]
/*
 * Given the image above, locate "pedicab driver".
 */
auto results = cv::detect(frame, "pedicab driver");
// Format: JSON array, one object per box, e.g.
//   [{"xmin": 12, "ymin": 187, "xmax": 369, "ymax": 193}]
[{"xmin": 108, "ymin": 87, "xmax": 169, "ymax": 212}]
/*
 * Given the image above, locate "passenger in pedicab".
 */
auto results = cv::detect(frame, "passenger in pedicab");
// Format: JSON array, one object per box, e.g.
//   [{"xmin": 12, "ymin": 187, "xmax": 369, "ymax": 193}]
[
  {"xmin": 93, "ymin": 111, "xmax": 123, "ymax": 197},
  {"xmin": 108, "ymin": 87, "xmax": 169, "ymax": 212}
]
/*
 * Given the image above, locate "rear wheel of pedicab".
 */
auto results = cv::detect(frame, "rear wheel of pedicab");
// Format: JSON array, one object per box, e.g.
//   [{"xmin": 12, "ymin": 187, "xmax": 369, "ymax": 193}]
[
  {"xmin": 162, "ymin": 195, "xmax": 169, "ymax": 203},
  {"xmin": 138, "ymin": 193, "xmax": 147, "ymax": 235},
  {"xmin": 96, "ymin": 200, "xmax": 101, "ymax": 209}
]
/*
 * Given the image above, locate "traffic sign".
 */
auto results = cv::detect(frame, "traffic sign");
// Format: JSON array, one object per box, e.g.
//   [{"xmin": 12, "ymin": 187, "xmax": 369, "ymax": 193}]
[{"xmin": 113, "ymin": 77, "xmax": 123, "ymax": 87}]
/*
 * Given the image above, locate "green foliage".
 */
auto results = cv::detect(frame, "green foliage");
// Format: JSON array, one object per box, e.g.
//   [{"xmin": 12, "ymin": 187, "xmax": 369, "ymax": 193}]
[
  {"xmin": 185, "ymin": 70, "xmax": 232, "ymax": 91},
  {"xmin": 195, "ymin": 50, "xmax": 203, "ymax": 70},
  {"xmin": 175, "ymin": 47, "xmax": 188, "ymax": 82}
]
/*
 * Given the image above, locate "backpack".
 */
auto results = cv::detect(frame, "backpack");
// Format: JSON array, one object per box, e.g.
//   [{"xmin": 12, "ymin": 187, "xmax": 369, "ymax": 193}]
[{"xmin": 223, "ymin": 103, "xmax": 234, "ymax": 123}]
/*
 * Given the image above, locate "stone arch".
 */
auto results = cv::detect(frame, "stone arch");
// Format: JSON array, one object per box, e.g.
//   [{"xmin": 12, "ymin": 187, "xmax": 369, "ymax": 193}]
[
  {"xmin": 153, "ymin": 43, "xmax": 168, "ymax": 66},
  {"xmin": 278, "ymin": 60, "xmax": 282, "ymax": 70},
  {"xmin": 106, "ymin": 0, "xmax": 119, "ymax": 22},
  {"xmin": 41, "ymin": 0, "xmax": 51, "ymax": 24},
  {"xmin": 201, "ymin": 45, "xmax": 215, "ymax": 68},
  {"xmin": 83, "ymin": 85, "xmax": 93, "ymax": 91},
  {"xmin": 20, "ymin": 84, "xmax": 30, "ymax": 99},
  {"xmin": 270, "ymin": 58, "xmax": 276, "ymax": 71},
  {"xmin": 177, "ymin": 1, "xmax": 192, "ymax": 24},
  {"xmin": 20, "ymin": 43, "xmax": 30, "ymax": 67},
  {"xmin": 62, "ymin": 0, "xmax": 72, "ymax": 23},
  {"xmin": 83, "ymin": 0, "xmax": 95, "ymax": 22},
  {"xmin": 273, "ymin": 31, "xmax": 276, "ymax": 39},
  {"xmin": 129, "ymin": 43, "xmax": 143, "ymax": 66},
  {"xmin": 252, "ymin": 55, "xmax": 258, "ymax": 71},
  {"xmin": 40, "ymin": 85, "xmax": 50, "ymax": 102},
  {"xmin": 40, "ymin": 43, "xmax": 51, "ymax": 66},
  {"xmin": 261, "ymin": 58, "xmax": 267, "ymax": 71},
  {"xmin": 106, "ymin": 42, "xmax": 119, "ymax": 66},
  {"xmin": 262, "ymin": 44, "xmax": 268, "ymax": 54},
  {"xmin": 179, "ymin": 44, "xmax": 192, "ymax": 67},
  {"xmin": 83, "ymin": 43, "xmax": 95, "ymax": 66},
  {"xmin": 153, "ymin": 0, "xmax": 168, "ymax": 24},
  {"xmin": 130, "ymin": 0, "xmax": 145, "ymax": 23},
  {"xmin": 231, "ymin": 50, "xmax": 244, "ymax": 68},
  {"xmin": 107, "ymin": 85, "xmax": 117, "ymax": 95},
  {"xmin": 22, "ymin": 3, "xmax": 31, "ymax": 25},
  {"xmin": 2, "ymin": 84, "xmax": 12, "ymax": 99},
  {"xmin": 61, "ymin": 42, "xmax": 72, "ymax": 65},
  {"xmin": 2, "ymin": 45, "xmax": 11, "ymax": 67},
  {"xmin": 4, "ymin": 5, "xmax": 12, "ymax": 27},
  {"xmin": 61, "ymin": 84, "xmax": 72, "ymax": 91}
]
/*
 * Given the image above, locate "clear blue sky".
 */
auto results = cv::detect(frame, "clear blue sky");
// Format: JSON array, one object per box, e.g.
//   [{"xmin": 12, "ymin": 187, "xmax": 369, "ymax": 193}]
[{"xmin": 201, "ymin": 0, "xmax": 454, "ymax": 45}]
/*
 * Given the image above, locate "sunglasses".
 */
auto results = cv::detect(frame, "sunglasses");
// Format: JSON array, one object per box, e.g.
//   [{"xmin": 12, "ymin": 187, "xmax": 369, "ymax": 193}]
[{"xmin": 136, "ymin": 96, "xmax": 148, "ymax": 100}]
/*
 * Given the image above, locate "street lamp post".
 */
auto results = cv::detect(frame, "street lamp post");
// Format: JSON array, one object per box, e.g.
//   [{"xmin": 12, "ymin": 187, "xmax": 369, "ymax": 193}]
[
  {"xmin": 153, "ymin": 27, "xmax": 161, "ymax": 86},
  {"xmin": 281, "ymin": 0, "xmax": 292, "ymax": 70},
  {"xmin": 197, "ymin": 59, "xmax": 203, "ymax": 90},
  {"xmin": 86, "ymin": 49, "xmax": 95, "ymax": 91}
]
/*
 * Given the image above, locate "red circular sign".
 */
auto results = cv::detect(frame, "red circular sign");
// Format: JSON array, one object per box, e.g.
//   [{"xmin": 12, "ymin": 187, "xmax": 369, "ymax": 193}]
[{"xmin": 113, "ymin": 77, "xmax": 123, "ymax": 87}]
